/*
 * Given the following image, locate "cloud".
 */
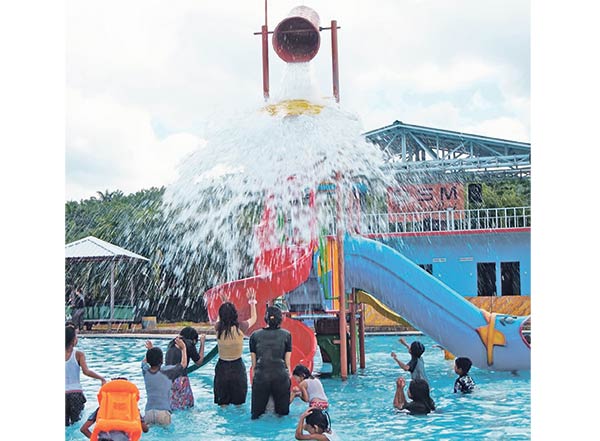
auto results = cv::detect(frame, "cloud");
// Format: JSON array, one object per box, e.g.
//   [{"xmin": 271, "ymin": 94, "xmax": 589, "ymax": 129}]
[
  {"xmin": 66, "ymin": 0, "xmax": 530, "ymax": 200},
  {"xmin": 66, "ymin": 88, "xmax": 202, "ymax": 201}
]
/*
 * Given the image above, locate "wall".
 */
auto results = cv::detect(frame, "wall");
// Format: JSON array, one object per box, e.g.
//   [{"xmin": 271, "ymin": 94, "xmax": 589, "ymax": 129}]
[{"xmin": 373, "ymin": 230, "xmax": 530, "ymax": 297}]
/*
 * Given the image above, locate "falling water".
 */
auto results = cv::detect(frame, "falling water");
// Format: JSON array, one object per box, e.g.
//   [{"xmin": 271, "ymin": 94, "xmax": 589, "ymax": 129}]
[{"xmin": 160, "ymin": 62, "xmax": 396, "ymax": 299}]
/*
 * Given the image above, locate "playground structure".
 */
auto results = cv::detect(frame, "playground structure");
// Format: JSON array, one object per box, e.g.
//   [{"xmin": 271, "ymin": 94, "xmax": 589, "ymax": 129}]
[{"xmin": 202, "ymin": 4, "xmax": 531, "ymax": 379}]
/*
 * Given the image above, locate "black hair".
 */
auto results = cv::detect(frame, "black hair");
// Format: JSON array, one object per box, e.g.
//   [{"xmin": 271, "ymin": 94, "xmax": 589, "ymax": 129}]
[
  {"xmin": 66, "ymin": 325, "xmax": 76, "ymax": 349},
  {"xmin": 265, "ymin": 305, "xmax": 282, "ymax": 329},
  {"xmin": 305, "ymin": 408, "xmax": 331, "ymax": 433},
  {"xmin": 111, "ymin": 376, "xmax": 128, "ymax": 381},
  {"xmin": 410, "ymin": 341, "xmax": 425, "ymax": 359},
  {"xmin": 408, "ymin": 379, "xmax": 435, "ymax": 412},
  {"xmin": 293, "ymin": 364, "xmax": 312, "ymax": 379},
  {"xmin": 146, "ymin": 347, "xmax": 163, "ymax": 367},
  {"xmin": 455, "ymin": 357, "xmax": 472, "ymax": 374},
  {"xmin": 217, "ymin": 302, "xmax": 240, "ymax": 339},
  {"xmin": 179, "ymin": 326, "xmax": 198, "ymax": 342}
]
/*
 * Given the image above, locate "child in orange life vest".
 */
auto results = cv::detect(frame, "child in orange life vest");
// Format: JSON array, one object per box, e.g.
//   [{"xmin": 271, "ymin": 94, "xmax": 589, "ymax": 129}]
[
  {"xmin": 80, "ymin": 378, "xmax": 149, "ymax": 440},
  {"xmin": 290, "ymin": 364, "xmax": 329, "ymax": 410}
]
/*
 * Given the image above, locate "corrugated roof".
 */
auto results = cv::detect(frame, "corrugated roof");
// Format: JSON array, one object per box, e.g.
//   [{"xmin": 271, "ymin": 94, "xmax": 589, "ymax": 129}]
[{"xmin": 65, "ymin": 236, "xmax": 149, "ymax": 261}]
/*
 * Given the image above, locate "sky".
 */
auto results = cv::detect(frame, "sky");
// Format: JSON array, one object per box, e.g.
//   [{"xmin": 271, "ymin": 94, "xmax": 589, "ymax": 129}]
[{"xmin": 65, "ymin": 0, "xmax": 531, "ymax": 202}]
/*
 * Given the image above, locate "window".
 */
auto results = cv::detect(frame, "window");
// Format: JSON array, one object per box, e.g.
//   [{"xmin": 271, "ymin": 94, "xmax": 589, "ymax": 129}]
[
  {"xmin": 418, "ymin": 264, "xmax": 433, "ymax": 275},
  {"xmin": 501, "ymin": 261, "xmax": 521, "ymax": 296}
]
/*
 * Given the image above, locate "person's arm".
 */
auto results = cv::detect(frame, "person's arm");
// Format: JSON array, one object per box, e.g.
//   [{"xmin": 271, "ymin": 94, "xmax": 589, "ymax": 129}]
[
  {"xmin": 142, "ymin": 340, "xmax": 153, "ymax": 364},
  {"xmin": 285, "ymin": 351, "xmax": 292, "ymax": 374},
  {"xmin": 290, "ymin": 385, "xmax": 301, "ymax": 403},
  {"xmin": 139, "ymin": 411, "xmax": 149, "ymax": 433},
  {"xmin": 245, "ymin": 288, "xmax": 258, "ymax": 328},
  {"xmin": 393, "ymin": 377, "xmax": 407, "ymax": 410},
  {"xmin": 77, "ymin": 351, "xmax": 106, "ymax": 384},
  {"xmin": 175, "ymin": 337, "xmax": 188, "ymax": 369},
  {"xmin": 295, "ymin": 408, "xmax": 328, "ymax": 440},
  {"xmin": 298, "ymin": 380, "xmax": 309, "ymax": 403},
  {"xmin": 399, "ymin": 337, "xmax": 411, "ymax": 351},
  {"xmin": 391, "ymin": 352, "xmax": 410, "ymax": 371},
  {"xmin": 249, "ymin": 333, "xmax": 257, "ymax": 370},
  {"xmin": 80, "ymin": 417, "xmax": 94, "ymax": 438},
  {"xmin": 194, "ymin": 334, "xmax": 206, "ymax": 365}
]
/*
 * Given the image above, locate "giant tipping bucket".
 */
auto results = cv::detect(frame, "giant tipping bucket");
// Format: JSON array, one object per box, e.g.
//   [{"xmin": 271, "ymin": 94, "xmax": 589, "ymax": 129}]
[{"xmin": 272, "ymin": 6, "xmax": 321, "ymax": 63}]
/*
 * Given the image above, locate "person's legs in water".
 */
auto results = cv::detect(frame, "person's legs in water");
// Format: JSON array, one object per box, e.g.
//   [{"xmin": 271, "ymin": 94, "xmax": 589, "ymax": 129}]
[
  {"xmin": 271, "ymin": 372, "xmax": 291, "ymax": 416},
  {"xmin": 250, "ymin": 373, "xmax": 271, "ymax": 419}
]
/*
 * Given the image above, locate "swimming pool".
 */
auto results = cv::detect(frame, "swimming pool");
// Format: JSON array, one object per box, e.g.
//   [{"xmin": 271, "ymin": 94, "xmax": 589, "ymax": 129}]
[{"xmin": 65, "ymin": 334, "xmax": 530, "ymax": 440}]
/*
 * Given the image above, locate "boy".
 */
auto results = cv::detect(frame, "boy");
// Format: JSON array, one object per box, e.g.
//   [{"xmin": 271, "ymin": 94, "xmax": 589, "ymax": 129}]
[
  {"xmin": 453, "ymin": 357, "xmax": 476, "ymax": 393},
  {"xmin": 141, "ymin": 338, "xmax": 188, "ymax": 426}
]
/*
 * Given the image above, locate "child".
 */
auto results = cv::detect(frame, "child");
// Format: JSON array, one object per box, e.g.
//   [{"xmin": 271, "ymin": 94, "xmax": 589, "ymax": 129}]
[
  {"xmin": 66, "ymin": 325, "xmax": 106, "ymax": 426},
  {"xmin": 141, "ymin": 338, "xmax": 188, "ymax": 426},
  {"xmin": 453, "ymin": 357, "xmax": 476, "ymax": 393},
  {"xmin": 290, "ymin": 364, "xmax": 329, "ymax": 410},
  {"xmin": 165, "ymin": 326, "xmax": 206, "ymax": 410},
  {"xmin": 393, "ymin": 377, "xmax": 435, "ymax": 415},
  {"xmin": 295, "ymin": 407, "xmax": 340, "ymax": 440},
  {"xmin": 391, "ymin": 337, "xmax": 428, "ymax": 381},
  {"xmin": 80, "ymin": 378, "xmax": 150, "ymax": 440}
]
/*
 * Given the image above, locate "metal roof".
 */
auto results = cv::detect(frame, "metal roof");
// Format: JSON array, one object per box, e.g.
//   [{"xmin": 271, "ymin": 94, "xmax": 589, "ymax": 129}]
[
  {"xmin": 363, "ymin": 120, "xmax": 531, "ymax": 180},
  {"xmin": 65, "ymin": 236, "xmax": 149, "ymax": 262}
]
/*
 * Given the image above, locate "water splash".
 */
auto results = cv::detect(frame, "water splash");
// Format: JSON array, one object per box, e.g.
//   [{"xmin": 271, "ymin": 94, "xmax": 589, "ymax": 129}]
[{"xmin": 161, "ymin": 63, "xmax": 395, "ymax": 292}]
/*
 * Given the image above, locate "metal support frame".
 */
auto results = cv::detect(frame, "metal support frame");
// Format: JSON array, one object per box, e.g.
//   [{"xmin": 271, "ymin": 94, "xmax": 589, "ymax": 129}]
[{"xmin": 364, "ymin": 121, "xmax": 531, "ymax": 179}]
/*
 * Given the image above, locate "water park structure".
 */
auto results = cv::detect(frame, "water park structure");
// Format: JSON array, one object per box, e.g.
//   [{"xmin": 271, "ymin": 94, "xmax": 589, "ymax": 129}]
[{"xmin": 201, "ymin": 4, "xmax": 531, "ymax": 380}]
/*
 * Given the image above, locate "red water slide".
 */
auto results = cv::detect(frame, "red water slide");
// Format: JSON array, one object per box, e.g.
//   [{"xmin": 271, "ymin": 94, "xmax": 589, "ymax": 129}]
[{"xmin": 203, "ymin": 244, "xmax": 317, "ymax": 374}]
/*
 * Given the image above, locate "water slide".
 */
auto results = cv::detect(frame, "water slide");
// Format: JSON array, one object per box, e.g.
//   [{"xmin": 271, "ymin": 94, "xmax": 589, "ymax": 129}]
[
  {"xmin": 203, "ymin": 245, "xmax": 317, "ymax": 374},
  {"xmin": 356, "ymin": 289, "xmax": 407, "ymax": 325},
  {"xmin": 344, "ymin": 234, "xmax": 530, "ymax": 371}
]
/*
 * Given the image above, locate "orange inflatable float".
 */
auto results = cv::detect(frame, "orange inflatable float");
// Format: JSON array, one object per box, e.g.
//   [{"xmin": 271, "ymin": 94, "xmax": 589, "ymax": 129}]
[{"xmin": 91, "ymin": 379, "xmax": 143, "ymax": 441}]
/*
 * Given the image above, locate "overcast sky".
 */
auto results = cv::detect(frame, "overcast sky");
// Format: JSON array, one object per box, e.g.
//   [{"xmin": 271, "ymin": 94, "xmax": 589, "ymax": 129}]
[{"xmin": 66, "ymin": 0, "xmax": 530, "ymax": 201}]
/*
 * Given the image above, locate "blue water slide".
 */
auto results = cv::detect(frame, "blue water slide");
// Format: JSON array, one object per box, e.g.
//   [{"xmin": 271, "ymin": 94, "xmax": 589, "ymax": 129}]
[{"xmin": 344, "ymin": 234, "xmax": 530, "ymax": 371}]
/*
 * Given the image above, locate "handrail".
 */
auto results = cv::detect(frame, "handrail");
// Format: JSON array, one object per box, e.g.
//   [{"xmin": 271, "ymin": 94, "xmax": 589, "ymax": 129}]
[{"xmin": 358, "ymin": 206, "xmax": 531, "ymax": 234}]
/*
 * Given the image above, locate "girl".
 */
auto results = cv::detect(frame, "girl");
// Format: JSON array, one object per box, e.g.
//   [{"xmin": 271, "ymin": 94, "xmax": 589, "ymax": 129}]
[
  {"xmin": 165, "ymin": 326, "xmax": 206, "ymax": 409},
  {"xmin": 290, "ymin": 364, "xmax": 329, "ymax": 410},
  {"xmin": 393, "ymin": 377, "xmax": 436, "ymax": 415},
  {"xmin": 65, "ymin": 325, "xmax": 106, "ymax": 426},
  {"xmin": 295, "ymin": 407, "xmax": 340, "ymax": 441},
  {"xmin": 213, "ymin": 287, "xmax": 257, "ymax": 406},
  {"xmin": 249, "ymin": 305, "xmax": 292, "ymax": 419},
  {"xmin": 391, "ymin": 337, "xmax": 428, "ymax": 381}
]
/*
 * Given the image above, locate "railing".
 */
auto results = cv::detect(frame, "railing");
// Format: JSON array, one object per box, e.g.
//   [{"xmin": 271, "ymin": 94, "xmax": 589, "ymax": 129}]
[{"xmin": 359, "ymin": 206, "xmax": 531, "ymax": 235}]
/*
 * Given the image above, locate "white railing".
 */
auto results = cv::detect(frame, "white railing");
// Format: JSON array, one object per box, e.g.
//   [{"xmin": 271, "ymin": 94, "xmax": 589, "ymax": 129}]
[{"xmin": 359, "ymin": 206, "xmax": 531, "ymax": 234}]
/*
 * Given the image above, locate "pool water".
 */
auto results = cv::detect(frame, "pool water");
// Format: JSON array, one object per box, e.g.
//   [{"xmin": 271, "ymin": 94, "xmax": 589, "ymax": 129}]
[{"xmin": 65, "ymin": 334, "xmax": 530, "ymax": 440}]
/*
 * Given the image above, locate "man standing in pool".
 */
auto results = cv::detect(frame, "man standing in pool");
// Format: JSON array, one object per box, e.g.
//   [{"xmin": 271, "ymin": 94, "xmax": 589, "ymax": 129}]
[{"xmin": 249, "ymin": 305, "xmax": 292, "ymax": 419}]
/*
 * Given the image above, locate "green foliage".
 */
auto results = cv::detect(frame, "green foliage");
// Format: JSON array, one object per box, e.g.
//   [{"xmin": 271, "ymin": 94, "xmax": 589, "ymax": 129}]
[
  {"xmin": 65, "ymin": 187, "xmax": 212, "ymax": 321},
  {"xmin": 480, "ymin": 180, "xmax": 530, "ymax": 208}
]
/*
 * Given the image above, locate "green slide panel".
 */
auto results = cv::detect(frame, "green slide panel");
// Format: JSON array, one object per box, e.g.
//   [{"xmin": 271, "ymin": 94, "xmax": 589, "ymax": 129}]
[{"xmin": 186, "ymin": 344, "xmax": 219, "ymax": 374}]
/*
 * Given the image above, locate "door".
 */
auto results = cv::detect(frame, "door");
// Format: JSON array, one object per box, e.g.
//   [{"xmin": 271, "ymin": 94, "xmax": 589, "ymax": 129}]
[
  {"xmin": 501, "ymin": 261, "xmax": 521, "ymax": 296},
  {"xmin": 477, "ymin": 262, "xmax": 496, "ymax": 296}
]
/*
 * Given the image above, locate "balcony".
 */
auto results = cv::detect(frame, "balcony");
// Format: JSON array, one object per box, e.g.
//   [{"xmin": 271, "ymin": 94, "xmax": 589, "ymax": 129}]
[{"xmin": 359, "ymin": 206, "xmax": 531, "ymax": 235}]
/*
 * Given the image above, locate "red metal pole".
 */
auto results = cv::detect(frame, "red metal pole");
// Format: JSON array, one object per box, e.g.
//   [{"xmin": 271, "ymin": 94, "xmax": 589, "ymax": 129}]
[
  {"xmin": 335, "ymin": 172, "xmax": 348, "ymax": 380},
  {"xmin": 358, "ymin": 302, "xmax": 366, "ymax": 369},
  {"xmin": 349, "ymin": 289, "xmax": 357, "ymax": 374},
  {"xmin": 262, "ymin": 24, "xmax": 270, "ymax": 100},
  {"xmin": 331, "ymin": 20, "xmax": 340, "ymax": 103}
]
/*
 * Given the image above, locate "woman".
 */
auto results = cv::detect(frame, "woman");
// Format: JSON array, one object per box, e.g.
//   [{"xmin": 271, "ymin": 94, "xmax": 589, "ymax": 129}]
[
  {"xmin": 65, "ymin": 325, "xmax": 106, "ymax": 426},
  {"xmin": 213, "ymin": 287, "xmax": 257, "ymax": 406},
  {"xmin": 249, "ymin": 305, "xmax": 292, "ymax": 419},
  {"xmin": 164, "ymin": 326, "xmax": 206, "ymax": 410}
]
